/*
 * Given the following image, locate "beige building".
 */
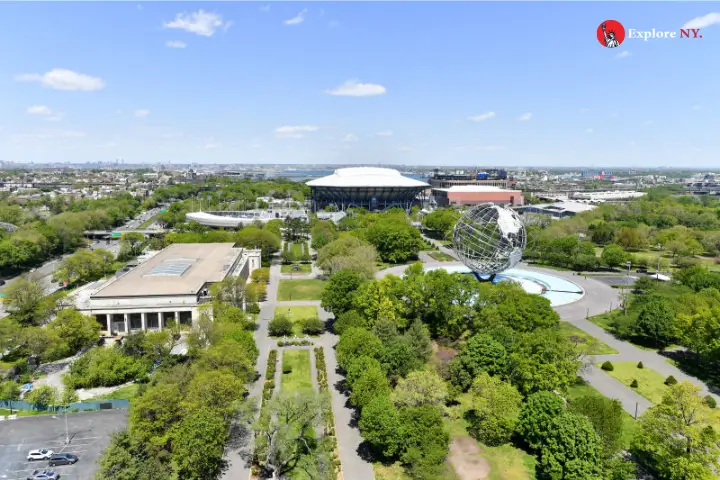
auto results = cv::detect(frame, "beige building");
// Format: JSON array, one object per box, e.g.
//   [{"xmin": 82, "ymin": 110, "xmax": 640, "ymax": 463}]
[{"xmin": 77, "ymin": 243, "xmax": 260, "ymax": 335}]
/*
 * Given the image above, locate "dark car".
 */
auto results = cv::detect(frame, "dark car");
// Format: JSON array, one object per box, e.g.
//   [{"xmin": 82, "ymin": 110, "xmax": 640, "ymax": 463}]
[
  {"xmin": 48, "ymin": 453, "xmax": 78, "ymax": 466},
  {"xmin": 26, "ymin": 470, "xmax": 59, "ymax": 480}
]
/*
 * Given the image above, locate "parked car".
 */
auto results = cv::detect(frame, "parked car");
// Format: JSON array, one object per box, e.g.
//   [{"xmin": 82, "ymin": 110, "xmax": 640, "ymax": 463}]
[
  {"xmin": 0, "ymin": 279, "xmax": 5, "ymax": 286},
  {"xmin": 48, "ymin": 453, "xmax": 78, "ymax": 466},
  {"xmin": 26, "ymin": 470, "xmax": 59, "ymax": 480},
  {"xmin": 27, "ymin": 449, "xmax": 54, "ymax": 461},
  {"xmin": 50, "ymin": 278, "xmax": 58, "ymax": 283}
]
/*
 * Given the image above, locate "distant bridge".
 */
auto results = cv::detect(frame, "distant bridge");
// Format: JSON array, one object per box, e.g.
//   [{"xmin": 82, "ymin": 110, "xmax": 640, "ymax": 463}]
[{"xmin": 84, "ymin": 229, "xmax": 168, "ymax": 238}]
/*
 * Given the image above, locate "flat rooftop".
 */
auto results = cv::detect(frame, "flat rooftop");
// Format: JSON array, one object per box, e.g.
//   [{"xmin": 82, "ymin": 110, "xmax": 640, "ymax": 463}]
[{"xmin": 92, "ymin": 243, "xmax": 241, "ymax": 298}]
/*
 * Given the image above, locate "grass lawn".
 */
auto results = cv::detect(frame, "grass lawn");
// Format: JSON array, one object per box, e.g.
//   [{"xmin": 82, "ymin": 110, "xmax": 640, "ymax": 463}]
[
  {"xmin": 280, "ymin": 263, "xmax": 312, "ymax": 274},
  {"xmin": 428, "ymin": 251, "xmax": 456, "ymax": 262},
  {"xmin": 559, "ymin": 322, "xmax": 618, "ymax": 355},
  {"xmin": 277, "ymin": 279, "xmax": 326, "ymax": 301},
  {"xmin": 289, "ymin": 242, "xmax": 303, "ymax": 258},
  {"xmin": 0, "ymin": 408, "xmax": 49, "ymax": 417},
  {"xmin": 374, "ymin": 462, "xmax": 458, "ymax": 480},
  {"xmin": 484, "ymin": 444, "xmax": 537, "ymax": 480},
  {"xmin": 281, "ymin": 349, "xmax": 313, "ymax": 393},
  {"xmin": 274, "ymin": 306, "xmax": 319, "ymax": 336},
  {"xmin": 138, "ymin": 214, "xmax": 159, "ymax": 229},
  {"xmin": 566, "ymin": 378, "xmax": 639, "ymax": 448},
  {"xmin": 86, "ymin": 383, "xmax": 139, "ymax": 401},
  {"xmin": 598, "ymin": 361, "xmax": 668, "ymax": 405}
]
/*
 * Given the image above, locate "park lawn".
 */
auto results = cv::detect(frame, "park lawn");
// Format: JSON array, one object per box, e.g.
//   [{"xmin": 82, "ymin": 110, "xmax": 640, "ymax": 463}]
[
  {"xmin": 281, "ymin": 349, "xmax": 313, "ymax": 393},
  {"xmin": 559, "ymin": 322, "xmax": 618, "ymax": 355},
  {"xmin": 428, "ymin": 251, "xmax": 456, "ymax": 262},
  {"xmin": 0, "ymin": 408, "xmax": 48, "ymax": 417},
  {"xmin": 598, "ymin": 361, "xmax": 668, "ymax": 405},
  {"xmin": 86, "ymin": 383, "xmax": 139, "ymax": 401},
  {"xmin": 274, "ymin": 306, "xmax": 319, "ymax": 336},
  {"xmin": 484, "ymin": 444, "xmax": 537, "ymax": 480},
  {"xmin": 280, "ymin": 263, "xmax": 312, "ymax": 274},
  {"xmin": 277, "ymin": 279, "xmax": 326, "ymax": 301},
  {"xmin": 566, "ymin": 378, "xmax": 639, "ymax": 449},
  {"xmin": 289, "ymin": 242, "xmax": 303, "ymax": 258}
]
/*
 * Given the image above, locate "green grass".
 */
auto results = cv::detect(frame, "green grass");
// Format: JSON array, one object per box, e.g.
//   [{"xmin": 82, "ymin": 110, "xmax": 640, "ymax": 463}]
[
  {"xmin": 374, "ymin": 462, "xmax": 409, "ymax": 480},
  {"xmin": 598, "ymin": 361, "xmax": 668, "ymax": 405},
  {"xmin": 281, "ymin": 349, "xmax": 313, "ymax": 393},
  {"xmin": 483, "ymin": 444, "xmax": 537, "ymax": 480},
  {"xmin": 138, "ymin": 214, "xmax": 159, "ymax": 229},
  {"xmin": 289, "ymin": 242, "xmax": 303, "ymax": 258},
  {"xmin": 277, "ymin": 279, "xmax": 326, "ymax": 301},
  {"xmin": 86, "ymin": 383, "xmax": 139, "ymax": 401},
  {"xmin": 428, "ymin": 251, "xmax": 456, "ymax": 262},
  {"xmin": 281, "ymin": 263, "xmax": 312, "ymax": 274},
  {"xmin": 274, "ymin": 306, "xmax": 319, "ymax": 336},
  {"xmin": 0, "ymin": 408, "xmax": 49, "ymax": 417},
  {"xmin": 566, "ymin": 378, "xmax": 639, "ymax": 448},
  {"xmin": 559, "ymin": 322, "xmax": 618, "ymax": 355}
]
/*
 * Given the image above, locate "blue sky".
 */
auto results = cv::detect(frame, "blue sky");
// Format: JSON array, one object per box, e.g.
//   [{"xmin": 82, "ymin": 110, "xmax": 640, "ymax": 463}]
[{"xmin": 0, "ymin": 2, "xmax": 718, "ymax": 167}]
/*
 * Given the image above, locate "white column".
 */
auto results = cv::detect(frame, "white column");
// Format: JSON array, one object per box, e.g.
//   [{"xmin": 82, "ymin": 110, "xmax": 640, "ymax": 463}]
[
  {"xmin": 106, "ymin": 315, "xmax": 112, "ymax": 335},
  {"xmin": 141, "ymin": 312, "xmax": 147, "ymax": 331},
  {"xmin": 174, "ymin": 311, "xmax": 180, "ymax": 327},
  {"xmin": 123, "ymin": 313, "xmax": 129, "ymax": 334},
  {"xmin": 158, "ymin": 313, "xmax": 164, "ymax": 331}
]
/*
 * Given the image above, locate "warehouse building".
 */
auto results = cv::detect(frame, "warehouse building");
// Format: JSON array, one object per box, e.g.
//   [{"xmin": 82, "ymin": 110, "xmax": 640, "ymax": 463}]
[
  {"xmin": 76, "ymin": 243, "xmax": 260, "ymax": 335},
  {"xmin": 431, "ymin": 185, "xmax": 524, "ymax": 207}
]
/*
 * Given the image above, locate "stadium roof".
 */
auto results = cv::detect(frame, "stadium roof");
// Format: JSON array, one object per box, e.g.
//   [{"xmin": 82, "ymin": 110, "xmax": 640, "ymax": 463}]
[
  {"xmin": 306, "ymin": 167, "xmax": 429, "ymax": 188},
  {"xmin": 434, "ymin": 185, "xmax": 521, "ymax": 193},
  {"xmin": 92, "ymin": 243, "xmax": 241, "ymax": 297}
]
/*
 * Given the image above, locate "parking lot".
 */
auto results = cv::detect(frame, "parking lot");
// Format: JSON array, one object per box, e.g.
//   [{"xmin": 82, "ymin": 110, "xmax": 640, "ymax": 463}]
[{"xmin": 0, "ymin": 410, "xmax": 128, "ymax": 480}]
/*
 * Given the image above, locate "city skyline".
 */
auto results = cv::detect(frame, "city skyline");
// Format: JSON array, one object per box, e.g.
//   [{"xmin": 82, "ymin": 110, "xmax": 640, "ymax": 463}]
[{"xmin": 1, "ymin": 2, "xmax": 718, "ymax": 166}]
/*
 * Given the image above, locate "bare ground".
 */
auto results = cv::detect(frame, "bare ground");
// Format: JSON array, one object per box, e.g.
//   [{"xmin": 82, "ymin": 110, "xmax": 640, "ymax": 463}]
[{"xmin": 448, "ymin": 436, "xmax": 490, "ymax": 480}]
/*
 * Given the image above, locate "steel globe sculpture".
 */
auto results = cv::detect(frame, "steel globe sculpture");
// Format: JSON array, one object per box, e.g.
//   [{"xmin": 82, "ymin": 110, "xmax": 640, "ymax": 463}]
[{"xmin": 452, "ymin": 204, "xmax": 527, "ymax": 276}]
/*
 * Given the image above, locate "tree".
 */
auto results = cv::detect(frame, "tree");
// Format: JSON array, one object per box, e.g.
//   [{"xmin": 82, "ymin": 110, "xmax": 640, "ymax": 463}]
[
  {"xmin": 47, "ymin": 308, "xmax": 100, "ymax": 355},
  {"xmin": 601, "ymin": 244, "xmax": 627, "ymax": 269},
  {"xmin": 316, "ymin": 235, "xmax": 378, "ymax": 279},
  {"xmin": 476, "ymin": 282, "xmax": 560, "ymax": 332},
  {"xmin": 538, "ymin": 412, "xmax": 605, "ymax": 480},
  {"xmin": 449, "ymin": 333, "xmax": 508, "ymax": 391},
  {"xmin": 96, "ymin": 430, "xmax": 171, "ymax": 480},
  {"xmin": 56, "ymin": 249, "xmax": 114, "ymax": 284},
  {"xmin": 0, "ymin": 380, "xmax": 21, "ymax": 401},
  {"xmin": 378, "ymin": 339, "xmax": 423, "ymax": 380},
  {"xmin": 183, "ymin": 370, "xmax": 244, "ymax": 419},
  {"xmin": 569, "ymin": 395, "xmax": 625, "ymax": 457},
  {"xmin": 170, "ymin": 407, "xmax": 228, "ymax": 480},
  {"xmin": 311, "ymin": 221, "xmax": 338, "ymax": 250},
  {"xmin": 332, "ymin": 310, "xmax": 368, "ymax": 336},
  {"xmin": 359, "ymin": 395, "xmax": 404, "ymax": 457},
  {"xmin": 336, "ymin": 327, "xmax": 382, "ymax": 370},
  {"xmin": 130, "ymin": 383, "xmax": 185, "ymax": 448},
  {"xmin": 365, "ymin": 221, "xmax": 424, "ymax": 263},
  {"xmin": 197, "ymin": 340, "xmax": 256, "ymax": 383},
  {"xmin": 421, "ymin": 209, "xmax": 459, "ymax": 239},
  {"xmin": 633, "ymin": 382, "xmax": 720, "ymax": 479},
  {"xmin": 26, "ymin": 385, "xmax": 59, "ymax": 406},
  {"xmin": 398, "ymin": 405, "xmax": 450, "ymax": 478},
  {"xmin": 509, "ymin": 329, "xmax": 580, "ymax": 395},
  {"xmin": 466, "ymin": 372, "xmax": 522, "ymax": 446},
  {"xmin": 250, "ymin": 267, "xmax": 270, "ymax": 284},
  {"xmin": 350, "ymin": 362, "xmax": 391, "ymax": 409},
  {"xmin": 391, "ymin": 370, "xmax": 447, "ymax": 409},
  {"xmin": 321, "ymin": 269, "xmax": 366, "ymax": 315},
  {"xmin": 210, "ymin": 275, "xmax": 246, "ymax": 308},
  {"xmin": 634, "ymin": 297, "xmax": 676, "ymax": 349},
  {"xmin": 4, "ymin": 277, "xmax": 46, "ymax": 325},
  {"xmin": 0, "ymin": 317, "xmax": 20, "ymax": 360},
  {"xmin": 402, "ymin": 319, "xmax": 433, "ymax": 364},
  {"xmin": 257, "ymin": 392, "xmax": 324, "ymax": 479},
  {"xmin": 516, "ymin": 391, "xmax": 566, "ymax": 451},
  {"xmin": 234, "ymin": 227, "xmax": 281, "ymax": 261},
  {"xmin": 268, "ymin": 314, "xmax": 293, "ymax": 337}
]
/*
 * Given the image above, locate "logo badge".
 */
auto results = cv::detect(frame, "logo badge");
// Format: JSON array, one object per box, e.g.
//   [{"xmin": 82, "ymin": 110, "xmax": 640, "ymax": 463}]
[{"xmin": 597, "ymin": 20, "xmax": 625, "ymax": 48}]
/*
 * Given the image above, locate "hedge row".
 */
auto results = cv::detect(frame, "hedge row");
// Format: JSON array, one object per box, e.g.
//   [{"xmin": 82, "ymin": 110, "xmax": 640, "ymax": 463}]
[
  {"xmin": 263, "ymin": 349, "xmax": 278, "ymax": 403},
  {"xmin": 315, "ymin": 347, "xmax": 328, "ymax": 392},
  {"xmin": 278, "ymin": 339, "xmax": 313, "ymax": 347},
  {"xmin": 314, "ymin": 347, "xmax": 340, "ymax": 477}
]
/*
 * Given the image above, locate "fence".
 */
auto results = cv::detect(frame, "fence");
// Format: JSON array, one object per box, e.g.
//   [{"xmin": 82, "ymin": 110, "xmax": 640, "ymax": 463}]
[{"xmin": 0, "ymin": 399, "xmax": 129, "ymax": 413}]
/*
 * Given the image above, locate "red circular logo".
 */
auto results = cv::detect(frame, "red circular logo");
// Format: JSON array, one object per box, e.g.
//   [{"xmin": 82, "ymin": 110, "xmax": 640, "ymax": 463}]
[{"xmin": 597, "ymin": 20, "xmax": 625, "ymax": 48}]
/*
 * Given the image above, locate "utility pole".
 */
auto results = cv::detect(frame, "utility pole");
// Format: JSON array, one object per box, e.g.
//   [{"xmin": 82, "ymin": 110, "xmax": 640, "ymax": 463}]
[
  {"xmin": 656, "ymin": 243, "xmax": 662, "ymax": 281},
  {"xmin": 624, "ymin": 260, "xmax": 631, "ymax": 316}
]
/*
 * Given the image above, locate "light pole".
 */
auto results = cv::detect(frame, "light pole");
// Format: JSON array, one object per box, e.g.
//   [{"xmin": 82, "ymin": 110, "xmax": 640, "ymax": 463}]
[
  {"xmin": 64, "ymin": 404, "xmax": 69, "ymax": 444},
  {"xmin": 656, "ymin": 243, "xmax": 662, "ymax": 281},
  {"xmin": 624, "ymin": 260, "xmax": 632, "ymax": 316}
]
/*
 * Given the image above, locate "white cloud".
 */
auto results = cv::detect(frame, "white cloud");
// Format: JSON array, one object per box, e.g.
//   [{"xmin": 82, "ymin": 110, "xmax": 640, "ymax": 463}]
[
  {"xmin": 517, "ymin": 112, "xmax": 532, "ymax": 121},
  {"xmin": 342, "ymin": 133, "xmax": 359, "ymax": 142},
  {"xmin": 616, "ymin": 50, "xmax": 632, "ymax": 58},
  {"xmin": 166, "ymin": 40, "xmax": 187, "ymax": 49},
  {"xmin": 16, "ymin": 68, "xmax": 105, "ymax": 91},
  {"xmin": 284, "ymin": 9, "xmax": 307, "ymax": 25},
  {"xmin": 585, "ymin": 128, "xmax": 594, "ymax": 134},
  {"xmin": 468, "ymin": 112, "xmax": 496, "ymax": 122},
  {"xmin": 274, "ymin": 125, "xmax": 319, "ymax": 139},
  {"xmin": 205, "ymin": 143, "xmax": 220, "ymax": 149},
  {"xmin": 134, "ymin": 109, "xmax": 150, "ymax": 118},
  {"xmin": 164, "ymin": 10, "xmax": 230, "ymax": 37},
  {"xmin": 325, "ymin": 79, "xmax": 386, "ymax": 97},
  {"xmin": 376, "ymin": 130, "xmax": 393, "ymax": 137},
  {"xmin": 683, "ymin": 12, "xmax": 720, "ymax": 29},
  {"xmin": 398, "ymin": 146, "xmax": 412, "ymax": 151},
  {"xmin": 27, "ymin": 105, "xmax": 53, "ymax": 116}
]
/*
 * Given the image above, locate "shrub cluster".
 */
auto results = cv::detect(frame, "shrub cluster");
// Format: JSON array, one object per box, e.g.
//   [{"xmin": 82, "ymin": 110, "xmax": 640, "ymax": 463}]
[
  {"xmin": 263, "ymin": 349, "xmax": 278, "ymax": 403},
  {"xmin": 313, "ymin": 347, "xmax": 340, "ymax": 477},
  {"xmin": 314, "ymin": 348, "xmax": 328, "ymax": 391},
  {"xmin": 277, "ymin": 339, "xmax": 313, "ymax": 347},
  {"xmin": 705, "ymin": 395, "xmax": 717, "ymax": 409},
  {"xmin": 601, "ymin": 361, "xmax": 614, "ymax": 372},
  {"xmin": 301, "ymin": 317, "xmax": 325, "ymax": 335},
  {"xmin": 665, "ymin": 375, "xmax": 677, "ymax": 386}
]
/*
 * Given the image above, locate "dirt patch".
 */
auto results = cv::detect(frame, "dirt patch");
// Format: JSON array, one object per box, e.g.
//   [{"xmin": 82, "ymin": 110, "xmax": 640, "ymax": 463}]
[{"xmin": 449, "ymin": 436, "xmax": 490, "ymax": 480}]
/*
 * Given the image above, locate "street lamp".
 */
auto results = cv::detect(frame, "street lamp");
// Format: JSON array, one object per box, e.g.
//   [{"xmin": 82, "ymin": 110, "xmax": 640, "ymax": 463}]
[
  {"xmin": 656, "ymin": 243, "xmax": 662, "ymax": 281},
  {"xmin": 624, "ymin": 260, "xmax": 632, "ymax": 315}
]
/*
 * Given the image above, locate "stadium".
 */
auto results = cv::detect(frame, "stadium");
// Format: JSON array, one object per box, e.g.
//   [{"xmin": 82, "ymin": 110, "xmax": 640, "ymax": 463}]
[
  {"xmin": 306, "ymin": 167, "xmax": 429, "ymax": 212},
  {"xmin": 185, "ymin": 210, "xmax": 307, "ymax": 228}
]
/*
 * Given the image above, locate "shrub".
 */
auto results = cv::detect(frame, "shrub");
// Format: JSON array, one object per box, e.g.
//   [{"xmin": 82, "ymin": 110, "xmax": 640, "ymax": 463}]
[
  {"xmin": 601, "ymin": 361, "xmax": 614, "ymax": 372},
  {"xmin": 65, "ymin": 347, "xmax": 150, "ymax": 389},
  {"xmin": 630, "ymin": 379, "xmax": 638, "ymax": 388},
  {"xmin": 301, "ymin": 317, "xmax": 325, "ymax": 335},
  {"xmin": 332, "ymin": 310, "xmax": 367, "ymax": 335},
  {"xmin": 246, "ymin": 303, "xmax": 260, "ymax": 314},
  {"xmin": 637, "ymin": 361, "xmax": 644, "ymax": 369},
  {"xmin": 664, "ymin": 375, "xmax": 677, "ymax": 386},
  {"xmin": 268, "ymin": 315, "xmax": 293, "ymax": 337},
  {"xmin": 266, "ymin": 350, "xmax": 278, "ymax": 380},
  {"xmin": 705, "ymin": 395, "xmax": 717, "ymax": 409},
  {"xmin": 282, "ymin": 364, "xmax": 292, "ymax": 374}
]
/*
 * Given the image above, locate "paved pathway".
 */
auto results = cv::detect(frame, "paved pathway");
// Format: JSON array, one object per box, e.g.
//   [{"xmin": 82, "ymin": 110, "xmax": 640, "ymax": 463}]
[{"xmin": 221, "ymin": 261, "xmax": 374, "ymax": 480}]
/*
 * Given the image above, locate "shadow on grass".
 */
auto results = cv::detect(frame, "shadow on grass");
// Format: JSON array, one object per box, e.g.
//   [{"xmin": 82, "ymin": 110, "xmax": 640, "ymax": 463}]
[{"xmin": 660, "ymin": 350, "xmax": 720, "ymax": 394}]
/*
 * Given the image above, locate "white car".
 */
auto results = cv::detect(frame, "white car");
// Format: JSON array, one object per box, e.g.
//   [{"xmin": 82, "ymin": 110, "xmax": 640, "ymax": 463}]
[{"xmin": 27, "ymin": 449, "xmax": 54, "ymax": 461}]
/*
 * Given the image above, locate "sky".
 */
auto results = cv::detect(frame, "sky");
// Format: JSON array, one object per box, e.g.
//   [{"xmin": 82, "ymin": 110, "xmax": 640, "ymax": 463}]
[{"xmin": 0, "ymin": 1, "xmax": 718, "ymax": 168}]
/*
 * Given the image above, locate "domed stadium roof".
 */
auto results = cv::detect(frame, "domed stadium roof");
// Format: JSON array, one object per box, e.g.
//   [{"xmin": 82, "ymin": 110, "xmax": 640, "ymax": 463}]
[{"xmin": 306, "ymin": 167, "xmax": 429, "ymax": 188}]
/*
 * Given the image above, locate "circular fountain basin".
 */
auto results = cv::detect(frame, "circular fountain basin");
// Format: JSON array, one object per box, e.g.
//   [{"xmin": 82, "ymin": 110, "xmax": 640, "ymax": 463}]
[{"xmin": 423, "ymin": 265, "xmax": 584, "ymax": 307}]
